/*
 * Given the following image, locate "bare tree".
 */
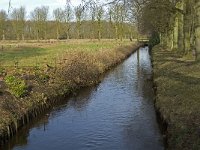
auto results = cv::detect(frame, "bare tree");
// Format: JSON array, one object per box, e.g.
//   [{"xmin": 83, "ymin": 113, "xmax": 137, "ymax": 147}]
[
  {"xmin": 96, "ymin": 5, "xmax": 104, "ymax": 41},
  {"xmin": 10, "ymin": 6, "xmax": 26, "ymax": 40},
  {"xmin": 110, "ymin": 4, "xmax": 120, "ymax": 40},
  {"xmin": 64, "ymin": 4, "xmax": 73, "ymax": 39},
  {"xmin": 0, "ymin": 10, "xmax": 7, "ymax": 40},
  {"xmin": 30, "ymin": 6, "xmax": 49, "ymax": 40},
  {"xmin": 88, "ymin": 0, "xmax": 96, "ymax": 39},
  {"xmin": 74, "ymin": 4, "xmax": 85, "ymax": 39},
  {"xmin": 53, "ymin": 8, "xmax": 65, "ymax": 40}
]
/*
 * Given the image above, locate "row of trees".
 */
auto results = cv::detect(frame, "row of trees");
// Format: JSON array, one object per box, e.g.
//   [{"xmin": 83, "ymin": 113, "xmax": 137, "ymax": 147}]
[
  {"xmin": 105, "ymin": 0, "xmax": 199, "ymax": 59},
  {"xmin": 4, "ymin": 0, "xmax": 199, "ymax": 58},
  {"xmin": 0, "ymin": 1, "xmax": 138, "ymax": 41},
  {"xmin": 131, "ymin": 0, "xmax": 200, "ymax": 60}
]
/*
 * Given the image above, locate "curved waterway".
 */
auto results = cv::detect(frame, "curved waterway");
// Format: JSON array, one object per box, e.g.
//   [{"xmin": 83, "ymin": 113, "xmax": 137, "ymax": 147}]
[{"xmin": 2, "ymin": 47, "xmax": 164, "ymax": 150}]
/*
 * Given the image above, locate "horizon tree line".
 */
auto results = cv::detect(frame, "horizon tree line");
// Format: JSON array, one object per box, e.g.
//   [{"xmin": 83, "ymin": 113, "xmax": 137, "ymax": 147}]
[
  {"xmin": 114, "ymin": 0, "xmax": 200, "ymax": 60},
  {"xmin": 0, "ymin": 1, "xmax": 138, "ymax": 41}
]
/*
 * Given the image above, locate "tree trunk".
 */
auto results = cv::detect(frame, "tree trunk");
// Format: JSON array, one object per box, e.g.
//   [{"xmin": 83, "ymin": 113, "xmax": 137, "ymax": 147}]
[
  {"xmin": 175, "ymin": 1, "xmax": 184, "ymax": 52},
  {"xmin": 56, "ymin": 27, "xmax": 59, "ymax": 40},
  {"xmin": 22, "ymin": 33, "xmax": 25, "ymax": 41},
  {"xmin": 195, "ymin": 1, "xmax": 200, "ymax": 60},
  {"xmin": 183, "ymin": 0, "xmax": 191, "ymax": 54},
  {"xmin": 159, "ymin": 33, "xmax": 163, "ymax": 46},
  {"xmin": 173, "ymin": 14, "xmax": 179, "ymax": 50},
  {"xmin": 115, "ymin": 25, "xmax": 118, "ymax": 41},
  {"xmin": 98, "ymin": 21, "xmax": 101, "ymax": 41},
  {"xmin": 67, "ymin": 28, "xmax": 70, "ymax": 39},
  {"xmin": 77, "ymin": 21, "xmax": 81, "ymax": 39},
  {"xmin": 2, "ymin": 30, "xmax": 5, "ymax": 40},
  {"xmin": 37, "ymin": 30, "xmax": 39, "ymax": 41},
  {"xmin": 44, "ymin": 30, "xmax": 47, "ymax": 40},
  {"xmin": 17, "ymin": 34, "xmax": 20, "ymax": 41},
  {"xmin": 166, "ymin": 30, "xmax": 173, "ymax": 49},
  {"xmin": 119, "ymin": 23, "xmax": 123, "ymax": 42},
  {"xmin": 171, "ymin": 30, "xmax": 174, "ymax": 50},
  {"xmin": 98, "ymin": 30, "xmax": 101, "ymax": 41}
]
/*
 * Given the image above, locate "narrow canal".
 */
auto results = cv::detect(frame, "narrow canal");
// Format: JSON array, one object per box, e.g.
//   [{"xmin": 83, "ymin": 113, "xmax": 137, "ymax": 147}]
[{"xmin": 2, "ymin": 47, "xmax": 164, "ymax": 150}]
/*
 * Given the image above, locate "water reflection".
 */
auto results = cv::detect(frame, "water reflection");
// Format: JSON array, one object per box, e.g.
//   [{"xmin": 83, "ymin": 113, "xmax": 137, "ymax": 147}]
[{"xmin": 1, "ymin": 47, "xmax": 163, "ymax": 150}]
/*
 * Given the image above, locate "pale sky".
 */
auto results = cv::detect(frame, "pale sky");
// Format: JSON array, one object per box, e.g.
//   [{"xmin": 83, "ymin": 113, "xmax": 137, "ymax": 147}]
[{"xmin": 0, "ymin": 0, "xmax": 82, "ymax": 19}]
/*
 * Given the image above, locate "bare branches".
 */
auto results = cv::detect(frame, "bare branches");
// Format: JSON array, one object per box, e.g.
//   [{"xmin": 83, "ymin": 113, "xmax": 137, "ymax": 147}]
[{"xmin": 8, "ymin": 0, "xmax": 12, "ymax": 14}]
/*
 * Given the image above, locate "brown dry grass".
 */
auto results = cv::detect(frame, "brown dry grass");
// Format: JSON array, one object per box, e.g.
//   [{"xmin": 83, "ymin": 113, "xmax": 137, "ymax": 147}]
[{"xmin": 0, "ymin": 42, "xmax": 139, "ymax": 142}]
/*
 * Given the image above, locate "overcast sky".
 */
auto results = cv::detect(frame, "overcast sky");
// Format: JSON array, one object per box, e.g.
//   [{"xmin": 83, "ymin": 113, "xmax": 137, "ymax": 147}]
[{"xmin": 0, "ymin": 0, "xmax": 83, "ymax": 18}]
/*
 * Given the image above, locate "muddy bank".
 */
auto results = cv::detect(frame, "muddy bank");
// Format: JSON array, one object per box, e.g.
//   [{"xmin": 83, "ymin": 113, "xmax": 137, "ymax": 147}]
[
  {"xmin": 152, "ymin": 45, "xmax": 200, "ymax": 150},
  {"xmin": 0, "ymin": 43, "xmax": 141, "ymax": 145}
]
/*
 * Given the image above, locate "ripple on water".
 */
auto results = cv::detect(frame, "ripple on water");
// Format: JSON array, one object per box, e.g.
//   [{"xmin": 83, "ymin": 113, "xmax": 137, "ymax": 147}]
[{"xmin": 2, "ymin": 47, "xmax": 164, "ymax": 150}]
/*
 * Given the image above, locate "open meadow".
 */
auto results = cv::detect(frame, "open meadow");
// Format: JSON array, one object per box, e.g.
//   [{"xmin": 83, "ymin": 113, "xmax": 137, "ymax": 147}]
[{"xmin": 0, "ymin": 39, "xmax": 133, "ymax": 67}]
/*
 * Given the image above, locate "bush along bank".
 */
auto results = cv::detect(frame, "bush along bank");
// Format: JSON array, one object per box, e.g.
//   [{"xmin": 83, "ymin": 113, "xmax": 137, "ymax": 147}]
[
  {"xmin": 0, "ymin": 43, "xmax": 141, "ymax": 145},
  {"xmin": 152, "ymin": 45, "xmax": 200, "ymax": 150}
]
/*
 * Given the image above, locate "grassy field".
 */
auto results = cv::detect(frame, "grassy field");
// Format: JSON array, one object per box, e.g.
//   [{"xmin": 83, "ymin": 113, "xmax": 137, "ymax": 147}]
[
  {"xmin": 153, "ymin": 45, "xmax": 200, "ymax": 149},
  {"xmin": 0, "ymin": 39, "xmax": 138, "ymax": 144},
  {"xmin": 0, "ymin": 39, "xmax": 132, "ymax": 67}
]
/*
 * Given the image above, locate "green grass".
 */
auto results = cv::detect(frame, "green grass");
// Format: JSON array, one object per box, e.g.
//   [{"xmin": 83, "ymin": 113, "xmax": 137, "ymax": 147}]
[
  {"xmin": 0, "ymin": 39, "xmax": 137, "ymax": 140},
  {"xmin": 0, "ymin": 39, "xmax": 132, "ymax": 67}
]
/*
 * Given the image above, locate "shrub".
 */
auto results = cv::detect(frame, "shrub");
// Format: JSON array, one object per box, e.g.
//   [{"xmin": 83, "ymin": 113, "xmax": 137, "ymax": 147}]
[
  {"xmin": 36, "ymin": 74, "xmax": 50, "ymax": 83},
  {"xmin": 0, "ymin": 67, "xmax": 6, "ymax": 76},
  {"xmin": 5, "ymin": 75, "xmax": 27, "ymax": 98},
  {"xmin": 149, "ymin": 32, "xmax": 160, "ymax": 48}
]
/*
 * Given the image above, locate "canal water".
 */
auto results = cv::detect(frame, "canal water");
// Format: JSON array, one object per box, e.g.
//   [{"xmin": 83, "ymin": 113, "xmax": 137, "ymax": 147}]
[{"xmin": 2, "ymin": 47, "xmax": 164, "ymax": 150}]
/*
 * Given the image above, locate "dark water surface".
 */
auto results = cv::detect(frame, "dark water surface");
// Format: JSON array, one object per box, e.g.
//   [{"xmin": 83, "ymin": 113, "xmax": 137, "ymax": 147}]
[{"xmin": 2, "ymin": 47, "xmax": 164, "ymax": 150}]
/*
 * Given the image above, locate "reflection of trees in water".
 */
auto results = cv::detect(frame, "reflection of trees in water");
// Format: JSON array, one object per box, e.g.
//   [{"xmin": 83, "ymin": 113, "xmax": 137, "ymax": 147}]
[
  {"xmin": 1, "ymin": 84, "xmax": 96, "ymax": 150},
  {"xmin": 107, "ymin": 47, "xmax": 152, "ymax": 99},
  {"xmin": 135, "ymin": 47, "xmax": 153, "ymax": 99},
  {"xmin": 1, "ymin": 47, "xmax": 155, "ymax": 150},
  {"xmin": 1, "ymin": 114, "xmax": 50, "ymax": 150},
  {"xmin": 122, "ymin": 48, "xmax": 162, "ymax": 149}
]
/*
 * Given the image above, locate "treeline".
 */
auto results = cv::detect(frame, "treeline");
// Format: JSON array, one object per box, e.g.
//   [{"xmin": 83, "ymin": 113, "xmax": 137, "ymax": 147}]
[
  {"xmin": 136, "ymin": 0, "xmax": 200, "ymax": 60},
  {"xmin": 0, "ymin": 2, "xmax": 138, "ymax": 41}
]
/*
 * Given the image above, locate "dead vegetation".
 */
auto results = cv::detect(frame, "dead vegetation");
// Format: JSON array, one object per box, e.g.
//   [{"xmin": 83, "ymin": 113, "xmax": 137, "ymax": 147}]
[{"xmin": 0, "ymin": 42, "xmax": 139, "ymax": 144}]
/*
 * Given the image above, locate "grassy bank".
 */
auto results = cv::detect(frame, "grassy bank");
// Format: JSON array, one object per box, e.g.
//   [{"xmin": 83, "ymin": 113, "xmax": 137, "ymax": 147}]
[
  {"xmin": 0, "ymin": 40, "xmax": 139, "ymax": 145},
  {"xmin": 152, "ymin": 45, "xmax": 200, "ymax": 149}
]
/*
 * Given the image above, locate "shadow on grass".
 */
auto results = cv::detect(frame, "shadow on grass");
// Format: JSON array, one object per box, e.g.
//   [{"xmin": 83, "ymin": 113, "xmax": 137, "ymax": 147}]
[
  {"xmin": 163, "ymin": 70, "xmax": 200, "ymax": 85},
  {"xmin": 0, "ymin": 46, "xmax": 47, "ymax": 62},
  {"xmin": 153, "ymin": 46, "xmax": 200, "ymax": 149},
  {"xmin": 155, "ymin": 59, "xmax": 200, "ymax": 85}
]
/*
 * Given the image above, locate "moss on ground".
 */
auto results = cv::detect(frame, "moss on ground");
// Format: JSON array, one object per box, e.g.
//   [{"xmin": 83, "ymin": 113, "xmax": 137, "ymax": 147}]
[{"xmin": 153, "ymin": 45, "xmax": 200, "ymax": 150}]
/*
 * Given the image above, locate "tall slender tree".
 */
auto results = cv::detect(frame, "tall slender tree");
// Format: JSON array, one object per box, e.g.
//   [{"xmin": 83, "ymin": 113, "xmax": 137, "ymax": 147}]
[
  {"xmin": 53, "ymin": 8, "xmax": 65, "ymax": 40},
  {"xmin": 30, "ymin": 6, "xmax": 49, "ymax": 40},
  {"xmin": 64, "ymin": 3, "xmax": 73, "ymax": 39},
  {"xmin": 74, "ymin": 4, "xmax": 85, "ymax": 39},
  {"xmin": 88, "ymin": 0, "xmax": 96, "ymax": 39},
  {"xmin": 96, "ymin": 5, "xmax": 104, "ymax": 41},
  {"xmin": 0, "ymin": 10, "xmax": 7, "ymax": 40},
  {"xmin": 10, "ymin": 6, "xmax": 26, "ymax": 40}
]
